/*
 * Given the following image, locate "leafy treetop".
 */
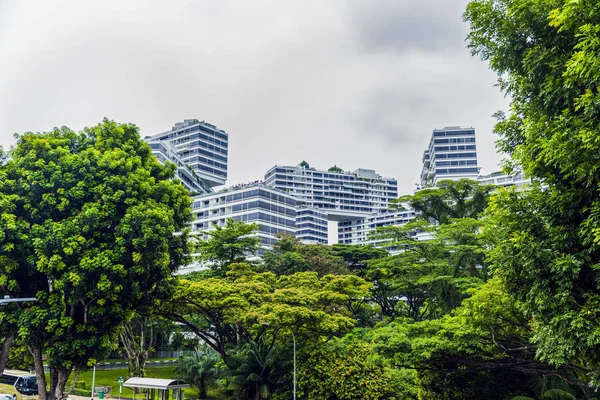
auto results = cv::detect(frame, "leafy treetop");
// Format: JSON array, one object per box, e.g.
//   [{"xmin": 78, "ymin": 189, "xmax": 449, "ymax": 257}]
[
  {"xmin": 196, "ymin": 218, "xmax": 260, "ymax": 277},
  {"xmin": 262, "ymin": 234, "xmax": 347, "ymax": 276},
  {"xmin": 465, "ymin": 0, "xmax": 600, "ymax": 384},
  {"xmin": 0, "ymin": 119, "xmax": 192, "ymax": 400},
  {"xmin": 396, "ymin": 179, "xmax": 495, "ymax": 224}
]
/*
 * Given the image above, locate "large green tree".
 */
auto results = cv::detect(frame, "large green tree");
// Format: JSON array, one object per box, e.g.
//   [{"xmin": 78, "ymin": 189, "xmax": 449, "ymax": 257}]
[
  {"xmin": 0, "ymin": 120, "xmax": 192, "ymax": 400},
  {"xmin": 465, "ymin": 0, "xmax": 600, "ymax": 382},
  {"xmin": 196, "ymin": 218, "xmax": 260, "ymax": 277},
  {"xmin": 366, "ymin": 180, "xmax": 492, "ymax": 321},
  {"xmin": 368, "ymin": 280, "xmax": 590, "ymax": 399},
  {"xmin": 160, "ymin": 264, "xmax": 370, "ymax": 367},
  {"xmin": 262, "ymin": 234, "xmax": 347, "ymax": 276},
  {"xmin": 397, "ymin": 179, "xmax": 495, "ymax": 224}
]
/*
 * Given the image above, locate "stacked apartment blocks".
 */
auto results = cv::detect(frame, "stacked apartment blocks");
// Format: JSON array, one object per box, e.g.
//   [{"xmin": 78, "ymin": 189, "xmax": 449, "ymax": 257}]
[
  {"xmin": 264, "ymin": 165, "xmax": 398, "ymax": 219},
  {"xmin": 187, "ymin": 164, "xmax": 398, "ymax": 249},
  {"xmin": 146, "ymin": 121, "xmax": 528, "ymax": 253},
  {"xmin": 144, "ymin": 119, "xmax": 228, "ymax": 194}
]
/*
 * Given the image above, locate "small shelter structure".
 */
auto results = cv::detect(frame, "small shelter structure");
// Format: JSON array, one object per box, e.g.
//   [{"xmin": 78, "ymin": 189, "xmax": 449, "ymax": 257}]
[{"xmin": 123, "ymin": 378, "xmax": 189, "ymax": 400}]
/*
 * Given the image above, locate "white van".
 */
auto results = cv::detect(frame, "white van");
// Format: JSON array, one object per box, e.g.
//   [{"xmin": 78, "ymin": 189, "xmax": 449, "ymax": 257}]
[{"xmin": 0, "ymin": 370, "xmax": 37, "ymax": 397}]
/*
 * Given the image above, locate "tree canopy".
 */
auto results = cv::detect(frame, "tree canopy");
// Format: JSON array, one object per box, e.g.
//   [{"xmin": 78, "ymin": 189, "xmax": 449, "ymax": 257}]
[
  {"xmin": 465, "ymin": 0, "xmax": 600, "ymax": 383},
  {"xmin": 161, "ymin": 264, "xmax": 370, "ymax": 366},
  {"xmin": 0, "ymin": 120, "xmax": 192, "ymax": 400},
  {"xmin": 396, "ymin": 179, "xmax": 495, "ymax": 224},
  {"xmin": 331, "ymin": 244, "xmax": 388, "ymax": 278},
  {"xmin": 262, "ymin": 234, "xmax": 347, "ymax": 276},
  {"xmin": 195, "ymin": 218, "xmax": 260, "ymax": 277}
]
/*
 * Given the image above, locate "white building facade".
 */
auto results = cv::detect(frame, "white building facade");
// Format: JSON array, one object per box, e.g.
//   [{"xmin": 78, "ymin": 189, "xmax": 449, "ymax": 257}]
[
  {"xmin": 190, "ymin": 184, "xmax": 329, "ymax": 252},
  {"xmin": 420, "ymin": 126, "xmax": 479, "ymax": 188},
  {"xmin": 264, "ymin": 164, "xmax": 398, "ymax": 221},
  {"xmin": 477, "ymin": 171, "xmax": 529, "ymax": 188},
  {"xmin": 146, "ymin": 139, "xmax": 214, "ymax": 195},
  {"xmin": 145, "ymin": 119, "xmax": 228, "ymax": 193},
  {"xmin": 295, "ymin": 206, "xmax": 329, "ymax": 245},
  {"xmin": 338, "ymin": 209, "xmax": 418, "ymax": 248}
]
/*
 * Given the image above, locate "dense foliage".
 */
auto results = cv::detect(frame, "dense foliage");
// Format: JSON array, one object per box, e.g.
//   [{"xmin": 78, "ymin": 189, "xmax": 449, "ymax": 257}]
[
  {"xmin": 465, "ymin": 0, "xmax": 600, "ymax": 387},
  {"xmin": 4, "ymin": 0, "xmax": 600, "ymax": 397},
  {"xmin": 174, "ymin": 350, "xmax": 221, "ymax": 399},
  {"xmin": 0, "ymin": 120, "xmax": 192, "ymax": 400},
  {"xmin": 195, "ymin": 218, "xmax": 260, "ymax": 277},
  {"xmin": 163, "ymin": 169, "xmax": 599, "ymax": 398},
  {"xmin": 263, "ymin": 234, "xmax": 347, "ymax": 276}
]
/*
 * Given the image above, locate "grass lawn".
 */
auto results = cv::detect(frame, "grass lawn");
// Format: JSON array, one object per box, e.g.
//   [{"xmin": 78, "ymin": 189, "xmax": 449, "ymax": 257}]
[
  {"xmin": 53, "ymin": 366, "xmax": 226, "ymax": 400},
  {"xmin": 0, "ymin": 383, "xmax": 22, "ymax": 400}
]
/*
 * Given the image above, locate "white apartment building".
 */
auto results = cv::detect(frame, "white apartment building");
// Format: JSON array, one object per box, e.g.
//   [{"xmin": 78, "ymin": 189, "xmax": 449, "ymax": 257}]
[
  {"xmin": 146, "ymin": 139, "xmax": 214, "ymax": 195},
  {"xmin": 145, "ymin": 119, "xmax": 228, "ymax": 193},
  {"xmin": 264, "ymin": 163, "xmax": 398, "ymax": 221},
  {"xmin": 190, "ymin": 184, "xmax": 329, "ymax": 252},
  {"xmin": 295, "ymin": 206, "xmax": 329, "ymax": 244},
  {"xmin": 338, "ymin": 209, "xmax": 418, "ymax": 248},
  {"xmin": 478, "ymin": 171, "xmax": 530, "ymax": 188},
  {"xmin": 420, "ymin": 126, "xmax": 479, "ymax": 188}
]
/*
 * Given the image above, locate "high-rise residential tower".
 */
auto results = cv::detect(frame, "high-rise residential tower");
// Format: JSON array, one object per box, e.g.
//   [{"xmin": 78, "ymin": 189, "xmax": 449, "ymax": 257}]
[
  {"xmin": 264, "ymin": 163, "xmax": 398, "ymax": 221},
  {"xmin": 338, "ymin": 209, "xmax": 417, "ymax": 247},
  {"xmin": 190, "ymin": 183, "xmax": 328, "ymax": 252},
  {"xmin": 145, "ymin": 119, "xmax": 228, "ymax": 194},
  {"xmin": 420, "ymin": 126, "xmax": 479, "ymax": 188}
]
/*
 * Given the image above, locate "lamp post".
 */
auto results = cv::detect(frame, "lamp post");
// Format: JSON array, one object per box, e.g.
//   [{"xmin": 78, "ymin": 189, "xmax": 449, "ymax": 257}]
[
  {"xmin": 91, "ymin": 364, "xmax": 96, "ymax": 400},
  {"xmin": 0, "ymin": 295, "xmax": 37, "ymax": 305}
]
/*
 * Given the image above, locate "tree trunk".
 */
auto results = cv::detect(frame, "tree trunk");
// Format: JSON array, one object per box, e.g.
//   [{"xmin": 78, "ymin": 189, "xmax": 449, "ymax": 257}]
[
  {"xmin": 49, "ymin": 366, "xmax": 72, "ymax": 400},
  {"xmin": 49, "ymin": 366, "xmax": 59, "ymax": 399},
  {"xmin": 30, "ymin": 345, "xmax": 48, "ymax": 400},
  {"xmin": 199, "ymin": 388, "xmax": 207, "ymax": 399},
  {"xmin": 120, "ymin": 317, "xmax": 152, "ymax": 378},
  {"xmin": 67, "ymin": 369, "xmax": 80, "ymax": 395},
  {"xmin": 0, "ymin": 333, "xmax": 14, "ymax": 376}
]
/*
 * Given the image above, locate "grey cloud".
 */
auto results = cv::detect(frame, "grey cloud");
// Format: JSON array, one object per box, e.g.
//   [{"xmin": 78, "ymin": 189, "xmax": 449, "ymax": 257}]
[
  {"xmin": 0, "ymin": 0, "xmax": 507, "ymax": 195},
  {"xmin": 349, "ymin": 0, "xmax": 470, "ymax": 53},
  {"xmin": 357, "ymin": 90, "xmax": 428, "ymax": 146}
]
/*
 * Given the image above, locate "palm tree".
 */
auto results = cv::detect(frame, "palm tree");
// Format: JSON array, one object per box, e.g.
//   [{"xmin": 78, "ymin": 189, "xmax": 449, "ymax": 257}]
[
  {"xmin": 174, "ymin": 349, "xmax": 221, "ymax": 399},
  {"xmin": 229, "ymin": 337, "xmax": 276, "ymax": 400}
]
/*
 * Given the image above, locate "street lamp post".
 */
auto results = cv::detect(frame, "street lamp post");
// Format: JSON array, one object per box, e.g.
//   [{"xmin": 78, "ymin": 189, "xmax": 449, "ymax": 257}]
[
  {"xmin": 0, "ymin": 295, "xmax": 37, "ymax": 305},
  {"xmin": 91, "ymin": 364, "xmax": 96, "ymax": 400}
]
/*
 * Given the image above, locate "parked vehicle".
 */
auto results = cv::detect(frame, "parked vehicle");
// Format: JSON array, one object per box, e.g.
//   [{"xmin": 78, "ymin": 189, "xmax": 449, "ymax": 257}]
[{"xmin": 0, "ymin": 370, "xmax": 37, "ymax": 396}]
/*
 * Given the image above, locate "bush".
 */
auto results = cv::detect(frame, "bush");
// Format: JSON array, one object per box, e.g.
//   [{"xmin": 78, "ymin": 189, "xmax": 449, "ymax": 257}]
[
  {"xmin": 76, "ymin": 381, "xmax": 87, "ymax": 390},
  {"xmin": 296, "ymin": 340, "xmax": 394, "ymax": 400},
  {"xmin": 72, "ymin": 388, "xmax": 90, "ymax": 397}
]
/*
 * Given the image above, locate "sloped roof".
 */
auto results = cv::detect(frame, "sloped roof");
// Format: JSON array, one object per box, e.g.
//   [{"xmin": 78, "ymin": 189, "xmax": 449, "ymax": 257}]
[{"xmin": 123, "ymin": 378, "xmax": 189, "ymax": 390}]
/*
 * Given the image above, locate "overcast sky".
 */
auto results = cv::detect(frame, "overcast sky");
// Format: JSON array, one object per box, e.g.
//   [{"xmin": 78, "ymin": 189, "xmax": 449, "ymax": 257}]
[{"xmin": 0, "ymin": 0, "xmax": 509, "ymax": 195}]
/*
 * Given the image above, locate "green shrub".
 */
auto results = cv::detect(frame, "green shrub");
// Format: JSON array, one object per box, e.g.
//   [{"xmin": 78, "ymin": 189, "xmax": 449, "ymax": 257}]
[{"xmin": 72, "ymin": 388, "xmax": 90, "ymax": 397}]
